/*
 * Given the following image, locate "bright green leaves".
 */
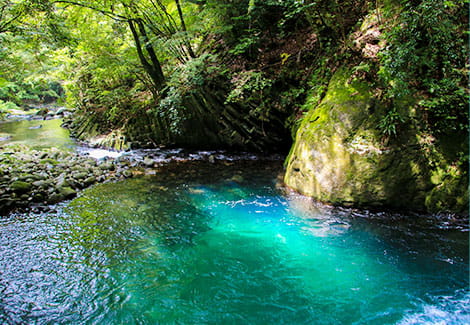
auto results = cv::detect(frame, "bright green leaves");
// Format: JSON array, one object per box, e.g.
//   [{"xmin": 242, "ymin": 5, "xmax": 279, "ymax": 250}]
[
  {"xmin": 0, "ymin": 0, "xmax": 28, "ymax": 34},
  {"xmin": 378, "ymin": 108, "xmax": 404, "ymax": 137},
  {"xmin": 0, "ymin": 36, "xmax": 65, "ymax": 106},
  {"xmin": 378, "ymin": 0, "xmax": 468, "ymax": 135},
  {"xmin": 157, "ymin": 53, "xmax": 221, "ymax": 133},
  {"xmin": 0, "ymin": 0, "xmax": 71, "ymax": 109},
  {"xmin": 225, "ymin": 70, "xmax": 273, "ymax": 105}
]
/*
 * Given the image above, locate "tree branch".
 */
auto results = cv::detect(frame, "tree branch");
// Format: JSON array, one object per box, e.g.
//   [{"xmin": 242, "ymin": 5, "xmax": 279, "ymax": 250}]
[{"xmin": 52, "ymin": 0, "xmax": 128, "ymax": 21}]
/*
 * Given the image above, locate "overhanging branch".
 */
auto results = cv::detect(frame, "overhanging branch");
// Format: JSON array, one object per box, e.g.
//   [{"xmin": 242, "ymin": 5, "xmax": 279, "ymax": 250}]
[{"xmin": 52, "ymin": 0, "xmax": 129, "ymax": 21}]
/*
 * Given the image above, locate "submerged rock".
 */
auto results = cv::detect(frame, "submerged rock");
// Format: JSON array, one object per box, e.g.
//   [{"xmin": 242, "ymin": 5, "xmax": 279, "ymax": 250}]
[{"xmin": 230, "ymin": 175, "xmax": 244, "ymax": 183}]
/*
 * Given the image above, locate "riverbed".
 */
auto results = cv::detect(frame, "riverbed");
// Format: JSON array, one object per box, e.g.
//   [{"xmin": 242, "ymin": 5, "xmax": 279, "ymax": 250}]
[{"xmin": 0, "ymin": 118, "xmax": 468, "ymax": 324}]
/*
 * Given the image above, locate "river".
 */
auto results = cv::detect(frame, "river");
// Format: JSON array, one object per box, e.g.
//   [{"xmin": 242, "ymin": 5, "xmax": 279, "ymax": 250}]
[{"xmin": 0, "ymin": 118, "xmax": 468, "ymax": 324}]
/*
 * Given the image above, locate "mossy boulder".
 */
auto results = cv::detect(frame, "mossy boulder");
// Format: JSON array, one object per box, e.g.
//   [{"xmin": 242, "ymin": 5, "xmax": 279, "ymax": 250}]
[
  {"xmin": 58, "ymin": 186, "xmax": 77, "ymax": 199},
  {"xmin": 285, "ymin": 68, "xmax": 468, "ymax": 213},
  {"xmin": 0, "ymin": 145, "xmax": 134, "ymax": 215},
  {"xmin": 10, "ymin": 181, "xmax": 33, "ymax": 193}
]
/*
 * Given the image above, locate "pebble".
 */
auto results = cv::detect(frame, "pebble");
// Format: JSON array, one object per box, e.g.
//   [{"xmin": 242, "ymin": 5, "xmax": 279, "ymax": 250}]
[{"xmin": 0, "ymin": 145, "xmax": 135, "ymax": 215}]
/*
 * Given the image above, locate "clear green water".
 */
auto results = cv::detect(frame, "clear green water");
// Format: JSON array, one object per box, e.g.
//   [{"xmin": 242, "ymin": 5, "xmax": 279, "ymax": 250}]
[
  {"xmin": 0, "ymin": 161, "xmax": 468, "ymax": 324},
  {"xmin": 0, "ymin": 119, "xmax": 75, "ymax": 150}
]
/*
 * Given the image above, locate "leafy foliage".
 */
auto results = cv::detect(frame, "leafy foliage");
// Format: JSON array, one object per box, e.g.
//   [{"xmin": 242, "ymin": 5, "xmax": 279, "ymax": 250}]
[
  {"xmin": 378, "ymin": 0, "xmax": 468, "ymax": 135},
  {"xmin": 0, "ymin": 0, "xmax": 67, "ymax": 108},
  {"xmin": 378, "ymin": 108, "xmax": 405, "ymax": 137},
  {"xmin": 0, "ymin": 100, "xmax": 19, "ymax": 118},
  {"xmin": 1, "ymin": 0, "xmax": 467, "ymax": 152},
  {"xmin": 225, "ymin": 70, "xmax": 273, "ymax": 105},
  {"xmin": 157, "ymin": 53, "xmax": 222, "ymax": 133}
]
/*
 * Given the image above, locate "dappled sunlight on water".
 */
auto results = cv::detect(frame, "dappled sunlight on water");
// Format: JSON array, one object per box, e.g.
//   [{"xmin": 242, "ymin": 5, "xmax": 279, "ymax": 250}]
[{"xmin": 0, "ymin": 161, "xmax": 468, "ymax": 324}]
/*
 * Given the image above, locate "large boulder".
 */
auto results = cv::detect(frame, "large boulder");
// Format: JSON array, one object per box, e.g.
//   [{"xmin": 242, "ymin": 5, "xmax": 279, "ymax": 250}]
[{"xmin": 284, "ymin": 68, "xmax": 468, "ymax": 213}]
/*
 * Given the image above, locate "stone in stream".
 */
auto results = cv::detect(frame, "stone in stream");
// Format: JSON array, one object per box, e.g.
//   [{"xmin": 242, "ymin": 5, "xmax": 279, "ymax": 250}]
[
  {"xmin": 48, "ymin": 151, "xmax": 60, "ymax": 160},
  {"xmin": 32, "ymin": 180, "xmax": 50, "ymax": 189},
  {"xmin": 10, "ymin": 181, "xmax": 32, "ymax": 193},
  {"xmin": 284, "ymin": 67, "xmax": 468, "ymax": 213},
  {"xmin": 0, "ymin": 197, "xmax": 13, "ymax": 210},
  {"xmin": 38, "ymin": 152, "xmax": 48, "ymax": 159},
  {"xmin": 35, "ymin": 107, "xmax": 49, "ymax": 116},
  {"xmin": 0, "ymin": 143, "xmax": 142, "ymax": 214},
  {"xmin": 143, "ymin": 157, "xmax": 155, "ymax": 168},
  {"xmin": 48, "ymin": 193, "xmax": 63, "ymax": 204},
  {"xmin": 55, "ymin": 107, "xmax": 68, "ymax": 116},
  {"xmin": 35, "ymin": 172, "xmax": 49, "ymax": 180},
  {"xmin": 83, "ymin": 176, "xmax": 96, "ymax": 185},
  {"xmin": 20, "ymin": 194, "xmax": 30, "ymax": 201},
  {"xmin": 58, "ymin": 186, "xmax": 77, "ymax": 199},
  {"xmin": 18, "ymin": 174, "xmax": 42, "ymax": 182},
  {"xmin": 99, "ymin": 162, "xmax": 115, "ymax": 171},
  {"xmin": 32, "ymin": 192, "xmax": 45, "ymax": 202},
  {"xmin": 73, "ymin": 172, "xmax": 89, "ymax": 180},
  {"xmin": 122, "ymin": 170, "xmax": 133, "ymax": 178},
  {"xmin": 55, "ymin": 176, "xmax": 70, "ymax": 189}
]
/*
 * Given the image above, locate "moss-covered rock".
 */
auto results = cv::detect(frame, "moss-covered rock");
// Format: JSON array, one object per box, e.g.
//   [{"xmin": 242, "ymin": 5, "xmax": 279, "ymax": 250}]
[
  {"xmin": 58, "ymin": 186, "xmax": 77, "ymax": 199},
  {"xmin": 10, "ymin": 181, "xmax": 33, "ymax": 193},
  {"xmin": 285, "ymin": 68, "xmax": 468, "ymax": 213},
  {"xmin": 0, "ymin": 145, "xmax": 135, "ymax": 215}
]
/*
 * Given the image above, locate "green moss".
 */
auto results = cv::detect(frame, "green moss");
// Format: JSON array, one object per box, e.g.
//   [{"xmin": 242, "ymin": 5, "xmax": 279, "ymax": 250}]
[
  {"xmin": 40, "ymin": 158, "xmax": 59, "ymax": 165},
  {"xmin": 58, "ymin": 186, "xmax": 77, "ymax": 199},
  {"xmin": 285, "ymin": 66, "xmax": 468, "ymax": 213},
  {"xmin": 10, "ymin": 181, "xmax": 32, "ymax": 193}
]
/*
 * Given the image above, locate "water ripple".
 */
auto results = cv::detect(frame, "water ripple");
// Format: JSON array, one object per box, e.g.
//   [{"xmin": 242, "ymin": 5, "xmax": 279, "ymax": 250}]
[{"xmin": 0, "ymin": 162, "xmax": 468, "ymax": 324}]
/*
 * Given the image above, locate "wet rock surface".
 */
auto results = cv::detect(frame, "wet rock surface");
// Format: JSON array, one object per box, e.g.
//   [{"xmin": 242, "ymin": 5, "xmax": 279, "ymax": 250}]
[
  {"xmin": 0, "ymin": 145, "xmax": 135, "ymax": 215},
  {"xmin": 3, "ymin": 104, "xmax": 73, "ymax": 122},
  {"xmin": 0, "ymin": 143, "xmax": 284, "ymax": 215},
  {"xmin": 1, "ymin": 109, "xmax": 284, "ymax": 215},
  {"xmin": 284, "ymin": 68, "xmax": 468, "ymax": 214}
]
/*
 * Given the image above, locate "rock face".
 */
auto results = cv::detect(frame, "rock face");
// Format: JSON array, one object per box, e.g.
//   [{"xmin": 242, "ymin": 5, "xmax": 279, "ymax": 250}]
[
  {"xmin": 285, "ymin": 68, "xmax": 468, "ymax": 213},
  {"xmin": 64, "ymin": 85, "xmax": 291, "ymax": 152}
]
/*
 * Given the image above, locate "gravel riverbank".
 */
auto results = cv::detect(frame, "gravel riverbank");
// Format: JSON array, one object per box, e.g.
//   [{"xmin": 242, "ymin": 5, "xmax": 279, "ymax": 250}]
[{"xmin": 0, "ymin": 145, "xmax": 134, "ymax": 215}]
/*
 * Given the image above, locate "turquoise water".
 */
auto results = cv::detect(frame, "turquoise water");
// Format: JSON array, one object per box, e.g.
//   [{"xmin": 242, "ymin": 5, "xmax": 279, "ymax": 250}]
[{"xmin": 0, "ymin": 161, "xmax": 468, "ymax": 324}]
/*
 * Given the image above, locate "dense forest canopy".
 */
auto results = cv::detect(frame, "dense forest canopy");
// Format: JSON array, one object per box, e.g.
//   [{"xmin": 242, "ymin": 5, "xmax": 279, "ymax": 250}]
[
  {"xmin": 0, "ymin": 0, "xmax": 468, "ymax": 149},
  {"xmin": 0, "ymin": 0, "xmax": 468, "ymax": 214}
]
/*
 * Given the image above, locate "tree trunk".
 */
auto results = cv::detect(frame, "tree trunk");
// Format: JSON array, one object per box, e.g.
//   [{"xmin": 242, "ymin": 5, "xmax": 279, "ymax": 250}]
[
  {"xmin": 175, "ymin": 0, "xmax": 196, "ymax": 58},
  {"xmin": 127, "ymin": 19, "xmax": 166, "ymax": 91}
]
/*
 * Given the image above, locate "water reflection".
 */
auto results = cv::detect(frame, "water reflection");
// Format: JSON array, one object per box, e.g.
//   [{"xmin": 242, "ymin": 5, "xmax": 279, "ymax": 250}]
[{"xmin": 0, "ymin": 119, "xmax": 75, "ymax": 150}]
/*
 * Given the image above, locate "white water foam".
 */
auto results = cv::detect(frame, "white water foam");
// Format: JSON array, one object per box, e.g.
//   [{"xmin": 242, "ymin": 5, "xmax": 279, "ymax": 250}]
[
  {"xmin": 398, "ymin": 291, "xmax": 470, "ymax": 325},
  {"xmin": 79, "ymin": 148, "xmax": 125, "ymax": 160}
]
